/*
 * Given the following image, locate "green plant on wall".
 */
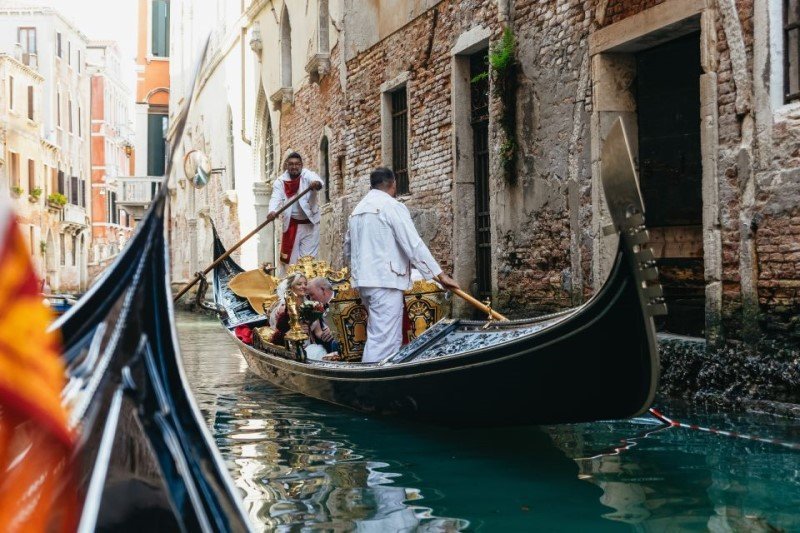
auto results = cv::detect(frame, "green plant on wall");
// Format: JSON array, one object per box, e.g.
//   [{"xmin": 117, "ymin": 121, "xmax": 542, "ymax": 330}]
[
  {"xmin": 47, "ymin": 192, "xmax": 67, "ymax": 206},
  {"xmin": 40, "ymin": 240, "xmax": 47, "ymax": 254},
  {"xmin": 489, "ymin": 27, "xmax": 518, "ymax": 183},
  {"xmin": 29, "ymin": 187, "xmax": 42, "ymax": 202},
  {"xmin": 11, "ymin": 185, "xmax": 24, "ymax": 197}
]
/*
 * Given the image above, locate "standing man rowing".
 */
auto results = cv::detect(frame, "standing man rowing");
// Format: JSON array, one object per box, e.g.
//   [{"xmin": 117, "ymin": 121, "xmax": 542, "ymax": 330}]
[
  {"xmin": 344, "ymin": 167, "xmax": 460, "ymax": 363},
  {"xmin": 267, "ymin": 152, "xmax": 324, "ymax": 269}
]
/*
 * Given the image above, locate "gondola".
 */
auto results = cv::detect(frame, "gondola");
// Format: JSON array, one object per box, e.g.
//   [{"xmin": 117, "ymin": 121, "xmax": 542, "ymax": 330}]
[
  {"xmin": 47, "ymin": 39, "xmax": 252, "ymax": 531},
  {"xmin": 211, "ymin": 119, "xmax": 666, "ymax": 426}
]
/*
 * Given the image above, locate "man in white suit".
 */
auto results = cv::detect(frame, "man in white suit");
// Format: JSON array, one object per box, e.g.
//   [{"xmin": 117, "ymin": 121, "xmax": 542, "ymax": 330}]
[
  {"xmin": 344, "ymin": 167, "xmax": 460, "ymax": 363},
  {"xmin": 267, "ymin": 152, "xmax": 324, "ymax": 267}
]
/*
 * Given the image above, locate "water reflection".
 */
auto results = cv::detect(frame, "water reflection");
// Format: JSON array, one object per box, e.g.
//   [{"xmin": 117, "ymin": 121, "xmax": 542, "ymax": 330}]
[
  {"xmin": 178, "ymin": 312, "xmax": 800, "ymax": 532},
  {"xmin": 548, "ymin": 412, "xmax": 800, "ymax": 532}
]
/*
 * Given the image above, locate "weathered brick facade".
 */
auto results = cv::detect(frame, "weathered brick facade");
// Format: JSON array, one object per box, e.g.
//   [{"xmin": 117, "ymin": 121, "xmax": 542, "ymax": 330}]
[
  {"xmin": 170, "ymin": 0, "xmax": 800, "ymax": 345},
  {"xmin": 272, "ymin": 0, "xmax": 800, "ymax": 341}
]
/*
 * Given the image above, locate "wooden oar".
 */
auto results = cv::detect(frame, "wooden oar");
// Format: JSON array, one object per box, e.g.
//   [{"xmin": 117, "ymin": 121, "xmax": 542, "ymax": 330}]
[
  {"xmin": 451, "ymin": 288, "xmax": 509, "ymax": 321},
  {"xmin": 173, "ymin": 186, "xmax": 315, "ymax": 302}
]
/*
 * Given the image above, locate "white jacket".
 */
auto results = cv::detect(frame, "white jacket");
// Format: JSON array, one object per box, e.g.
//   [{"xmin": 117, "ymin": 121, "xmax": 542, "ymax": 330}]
[
  {"xmin": 344, "ymin": 189, "xmax": 442, "ymax": 290},
  {"xmin": 268, "ymin": 169, "xmax": 324, "ymax": 229}
]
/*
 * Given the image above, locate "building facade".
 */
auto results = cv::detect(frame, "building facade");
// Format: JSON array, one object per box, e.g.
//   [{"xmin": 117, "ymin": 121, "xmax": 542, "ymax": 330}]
[
  {"xmin": 0, "ymin": 6, "xmax": 92, "ymax": 292},
  {"xmin": 168, "ymin": 0, "xmax": 800, "ymax": 345},
  {"xmin": 86, "ymin": 41, "xmax": 135, "ymax": 281},
  {"xmin": 128, "ymin": 0, "xmax": 170, "ymax": 225}
]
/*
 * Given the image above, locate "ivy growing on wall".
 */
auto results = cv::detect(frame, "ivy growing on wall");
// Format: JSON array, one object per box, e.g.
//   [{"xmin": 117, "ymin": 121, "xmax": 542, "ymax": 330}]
[{"xmin": 490, "ymin": 27, "xmax": 518, "ymax": 184}]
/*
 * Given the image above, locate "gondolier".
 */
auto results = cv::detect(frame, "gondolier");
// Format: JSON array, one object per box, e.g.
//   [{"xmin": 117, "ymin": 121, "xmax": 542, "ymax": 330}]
[
  {"xmin": 267, "ymin": 152, "xmax": 324, "ymax": 268},
  {"xmin": 344, "ymin": 167, "xmax": 460, "ymax": 363}
]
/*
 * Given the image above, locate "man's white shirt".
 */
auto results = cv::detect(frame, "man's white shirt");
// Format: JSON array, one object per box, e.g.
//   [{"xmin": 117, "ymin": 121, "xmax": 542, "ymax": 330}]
[
  {"xmin": 268, "ymin": 169, "xmax": 324, "ymax": 229},
  {"xmin": 344, "ymin": 189, "xmax": 442, "ymax": 291}
]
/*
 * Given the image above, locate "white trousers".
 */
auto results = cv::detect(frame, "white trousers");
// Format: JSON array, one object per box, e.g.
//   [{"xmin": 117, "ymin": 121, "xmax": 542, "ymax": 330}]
[
  {"xmin": 279, "ymin": 222, "xmax": 320, "ymax": 274},
  {"xmin": 360, "ymin": 287, "xmax": 404, "ymax": 363}
]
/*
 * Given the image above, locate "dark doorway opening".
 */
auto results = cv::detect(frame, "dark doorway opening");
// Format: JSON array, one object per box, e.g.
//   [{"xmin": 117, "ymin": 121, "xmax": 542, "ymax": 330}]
[
  {"xmin": 636, "ymin": 32, "xmax": 704, "ymax": 336},
  {"xmin": 470, "ymin": 50, "xmax": 491, "ymax": 302}
]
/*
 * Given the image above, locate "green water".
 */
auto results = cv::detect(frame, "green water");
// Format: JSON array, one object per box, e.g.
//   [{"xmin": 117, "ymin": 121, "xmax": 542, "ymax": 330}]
[{"xmin": 177, "ymin": 312, "xmax": 800, "ymax": 531}]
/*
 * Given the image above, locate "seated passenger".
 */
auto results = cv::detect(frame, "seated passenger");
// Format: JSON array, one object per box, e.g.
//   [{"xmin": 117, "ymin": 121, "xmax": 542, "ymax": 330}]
[
  {"xmin": 268, "ymin": 273, "xmax": 340, "ymax": 360},
  {"xmin": 268, "ymin": 273, "xmax": 308, "ymax": 345},
  {"xmin": 306, "ymin": 277, "xmax": 341, "ymax": 355}
]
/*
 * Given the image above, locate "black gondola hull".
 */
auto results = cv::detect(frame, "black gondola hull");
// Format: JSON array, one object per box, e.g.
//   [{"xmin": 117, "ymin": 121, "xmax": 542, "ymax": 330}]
[{"xmin": 219, "ymin": 243, "xmax": 656, "ymax": 426}]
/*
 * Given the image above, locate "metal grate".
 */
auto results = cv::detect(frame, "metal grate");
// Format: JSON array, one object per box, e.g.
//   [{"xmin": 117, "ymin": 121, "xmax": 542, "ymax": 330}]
[
  {"xmin": 391, "ymin": 88, "xmax": 409, "ymax": 194},
  {"xmin": 470, "ymin": 51, "xmax": 492, "ymax": 300}
]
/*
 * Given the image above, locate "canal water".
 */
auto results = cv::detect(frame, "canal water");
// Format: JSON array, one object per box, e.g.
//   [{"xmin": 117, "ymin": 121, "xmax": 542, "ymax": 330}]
[{"xmin": 177, "ymin": 311, "xmax": 800, "ymax": 531}]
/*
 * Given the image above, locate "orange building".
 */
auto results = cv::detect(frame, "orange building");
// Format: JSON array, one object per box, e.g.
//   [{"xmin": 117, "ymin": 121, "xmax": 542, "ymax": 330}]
[
  {"xmin": 86, "ymin": 41, "xmax": 134, "ymax": 279},
  {"xmin": 134, "ymin": 0, "xmax": 169, "ymax": 178}
]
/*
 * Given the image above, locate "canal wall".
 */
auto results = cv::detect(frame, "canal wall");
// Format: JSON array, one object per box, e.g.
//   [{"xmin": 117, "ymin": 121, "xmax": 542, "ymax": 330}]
[{"xmin": 658, "ymin": 336, "xmax": 800, "ymax": 416}]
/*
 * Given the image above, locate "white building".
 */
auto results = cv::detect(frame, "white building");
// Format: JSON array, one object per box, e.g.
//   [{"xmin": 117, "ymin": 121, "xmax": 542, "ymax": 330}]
[{"xmin": 0, "ymin": 5, "xmax": 92, "ymax": 291}]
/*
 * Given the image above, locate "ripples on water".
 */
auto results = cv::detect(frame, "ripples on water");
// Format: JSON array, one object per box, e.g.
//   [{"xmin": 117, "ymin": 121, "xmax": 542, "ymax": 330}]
[{"xmin": 178, "ymin": 312, "xmax": 800, "ymax": 532}]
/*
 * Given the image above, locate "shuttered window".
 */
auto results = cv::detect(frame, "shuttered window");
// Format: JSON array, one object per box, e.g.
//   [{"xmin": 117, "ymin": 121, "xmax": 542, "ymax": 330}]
[
  {"xmin": 151, "ymin": 0, "xmax": 170, "ymax": 57},
  {"xmin": 147, "ymin": 113, "xmax": 167, "ymax": 175},
  {"xmin": 28, "ymin": 159, "xmax": 35, "ymax": 192},
  {"xmin": 27, "ymin": 86, "xmax": 34, "ymax": 120}
]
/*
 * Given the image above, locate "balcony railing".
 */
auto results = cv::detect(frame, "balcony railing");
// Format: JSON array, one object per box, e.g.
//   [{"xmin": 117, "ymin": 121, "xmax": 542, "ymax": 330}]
[
  {"xmin": 116, "ymin": 176, "xmax": 162, "ymax": 221},
  {"xmin": 62, "ymin": 203, "xmax": 88, "ymax": 230}
]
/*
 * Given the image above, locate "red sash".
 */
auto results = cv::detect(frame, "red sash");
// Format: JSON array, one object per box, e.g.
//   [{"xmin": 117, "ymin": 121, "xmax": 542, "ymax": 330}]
[{"xmin": 279, "ymin": 178, "xmax": 302, "ymax": 264}]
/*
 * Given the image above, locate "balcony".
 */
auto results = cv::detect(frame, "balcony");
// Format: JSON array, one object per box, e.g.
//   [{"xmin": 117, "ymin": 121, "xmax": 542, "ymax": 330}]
[
  {"xmin": 61, "ymin": 203, "xmax": 88, "ymax": 233},
  {"xmin": 117, "ymin": 176, "xmax": 162, "ymax": 221}
]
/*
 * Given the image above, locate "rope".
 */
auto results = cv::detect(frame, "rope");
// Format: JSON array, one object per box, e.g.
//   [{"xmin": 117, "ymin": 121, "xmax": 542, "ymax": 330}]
[{"xmin": 648, "ymin": 408, "xmax": 800, "ymax": 451}]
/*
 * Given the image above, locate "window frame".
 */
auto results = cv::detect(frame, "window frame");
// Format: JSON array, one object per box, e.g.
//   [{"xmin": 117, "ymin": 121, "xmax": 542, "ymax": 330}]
[
  {"xmin": 8, "ymin": 75, "xmax": 13, "ymax": 111},
  {"xmin": 785, "ymin": 0, "xmax": 800, "ymax": 102},
  {"xmin": 17, "ymin": 27, "xmax": 37, "ymax": 65}
]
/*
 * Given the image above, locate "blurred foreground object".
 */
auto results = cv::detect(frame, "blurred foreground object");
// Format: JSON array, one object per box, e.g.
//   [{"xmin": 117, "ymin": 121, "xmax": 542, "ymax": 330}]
[{"xmin": 0, "ymin": 200, "xmax": 76, "ymax": 532}]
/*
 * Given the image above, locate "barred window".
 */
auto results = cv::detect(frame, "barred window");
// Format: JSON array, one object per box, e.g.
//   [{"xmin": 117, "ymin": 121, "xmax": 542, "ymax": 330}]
[
  {"xmin": 390, "ymin": 88, "xmax": 409, "ymax": 194},
  {"xmin": 786, "ymin": 0, "xmax": 800, "ymax": 101}
]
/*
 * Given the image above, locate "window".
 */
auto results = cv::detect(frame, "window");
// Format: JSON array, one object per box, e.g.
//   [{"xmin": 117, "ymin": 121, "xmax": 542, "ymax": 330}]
[
  {"xmin": 263, "ymin": 115, "xmax": 275, "ymax": 179},
  {"xmin": 390, "ymin": 88, "xmax": 409, "ymax": 194},
  {"xmin": 28, "ymin": 159, "xmax": 35, "ymax": 192},
  {"xmin": 67, "ymin": 41, "xmax": 71, "ymax": 66},
  {"xmin": 786, "ymin": 0, "xmax": 800, "ymax": 101},
  {"xmin": 77, "ymin": 106, "xmax": 81, "ymax": 136},
  {"xmin": 77, "ymin": 50, "xmax": 81, "ymax": 73},
  {"xmin": 56, "ymin": 90, "xmax": 61, "ymax": 127},
  {"xmin": 56, "ymin": 32, "xmax": 62, "ymax": 57},
  {"xmin": 318, "ymin": 0, "xmax": 329, "ymax": 53},
  {"xmin": 57, "ymin": 170, "xmax": 65, "ymax": 194},
  {"xmin": 8, "ymin": 76, "xmax": 13, "ymax": 110},
  {"xmin": 10, "ymin": 153, "xmax": 20, "ymax": 188},
  {"xmin": 70, "ymin": 176, "xmax": 78, "ymax": 205},
  {"xmin": 108, "ymin": 191, "xmax": 118, "ymax": 224},
  {"xmin": 320, "ymin": 136, "xmax": 330, "ymax": 202},
  {"xmin": 71, "ymin": 235, "xmax": 77, "ymax": 266},
  {"xmin": 68, "ymin": 99, "xmax": 73, "ymax": 133},
  {"xmin": 27, "ymin": 86, "xmax": 34, "ymax": 120},
  {"xmin": 281, "ymin": 6, "xmax": 292, "ymax": 87},
  {"xmin": 151, "ymin": 0, "xmax": 170, "ymax": 57},
  {"xmin": 79, "ymin": 179, "xmax": 85, "ymax": 208},
  {"xmin": 147, "ymin": 113, "xmax": 167, "ymax": 175},
  {"xmin": 59, "ymin": 234, "xmax": 65, "ymax": 266},
  {"xmin": 18, "ymin": 27, "xmax": 36, "ymax": 66},
  {"xmin": 29, "ymin": 226, "xmax": 34, "ymax": 257}
]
